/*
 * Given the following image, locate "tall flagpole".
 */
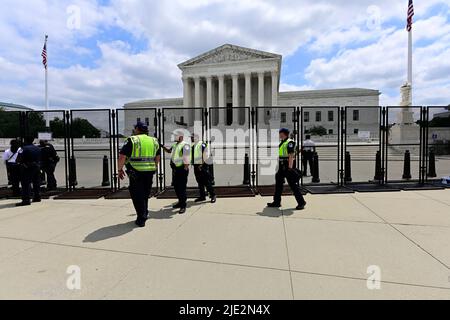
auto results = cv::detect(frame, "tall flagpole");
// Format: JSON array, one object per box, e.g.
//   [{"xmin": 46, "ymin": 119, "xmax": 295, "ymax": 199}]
[{"xmin": 44, "ymin": 35, "xmax": 49, "ymax": 128}]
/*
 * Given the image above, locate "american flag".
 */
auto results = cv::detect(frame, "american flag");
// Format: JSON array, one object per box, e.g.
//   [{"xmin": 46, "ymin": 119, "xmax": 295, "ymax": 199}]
[
  {"xmin": 41, "ymin": 36, "xmax": 48, "ymax": 69},
  {"xmin": 407, "ymin": 0, "xmax": 415, "ymax": 32}
]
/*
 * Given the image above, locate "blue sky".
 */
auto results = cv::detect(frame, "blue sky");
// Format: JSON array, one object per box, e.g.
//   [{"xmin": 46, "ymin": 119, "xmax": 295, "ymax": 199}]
[{"xmin": 0, "ymin": 0, "xmax": 449, "ymax": 109}]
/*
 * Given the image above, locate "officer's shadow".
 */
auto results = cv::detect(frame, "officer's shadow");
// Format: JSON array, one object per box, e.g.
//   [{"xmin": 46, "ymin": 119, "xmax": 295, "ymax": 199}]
[
  {"xmin": 84, "ymin": 221, "xmax": 138, "ymax": 243},
  {"xmin": 257, "ymin": 207, "xmax": 296, "ymax": 218}
]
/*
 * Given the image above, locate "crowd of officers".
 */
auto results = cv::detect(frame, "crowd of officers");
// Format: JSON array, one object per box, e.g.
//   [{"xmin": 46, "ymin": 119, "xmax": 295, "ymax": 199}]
[
  {"xmin": 2, "ymin": 137, "xmax": 59, "ymax": 206},
  {"xmin": 118, "ymin": 122, "xmax": 314, "ymax": 228}
]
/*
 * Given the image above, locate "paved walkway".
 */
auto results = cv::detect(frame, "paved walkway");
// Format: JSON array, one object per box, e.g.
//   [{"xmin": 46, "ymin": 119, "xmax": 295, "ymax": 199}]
[{"xmin": 0, "ymin": 190, "xmax": 449, "ymax": 300}]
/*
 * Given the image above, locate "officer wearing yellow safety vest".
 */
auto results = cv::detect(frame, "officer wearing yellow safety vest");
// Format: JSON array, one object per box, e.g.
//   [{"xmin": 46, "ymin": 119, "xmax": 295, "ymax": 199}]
[
  {"xmin": 163, "ymin": 131, "xmax": 191, "ymax": 214},
  {"xmin": 267, "ymin": 128, "xmax": 307, "ymax": 210},
  {"xmin": 191, "ymin": 134, "xmax": 216, "ymax": 204},
  {"xmin": 118, "ymin": 122, "xmax": 161, "ymax": 227}
]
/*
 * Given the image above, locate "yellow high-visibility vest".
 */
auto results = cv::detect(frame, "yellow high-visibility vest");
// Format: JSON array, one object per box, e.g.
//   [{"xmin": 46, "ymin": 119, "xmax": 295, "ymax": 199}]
[
  {"xmin": 129, "ymin": 135, "xmax": 159, "ymax": 172},
  {"xmin": 172, "ymin": 142, "xmax": 189, "ymax": 167},
  {"xmin": 279, "ymin": 139, "xmax": 294, "ymax": 159},
  {"xmin": 192, "ymin": 141, "xmax": 207, "ymax": 165}
]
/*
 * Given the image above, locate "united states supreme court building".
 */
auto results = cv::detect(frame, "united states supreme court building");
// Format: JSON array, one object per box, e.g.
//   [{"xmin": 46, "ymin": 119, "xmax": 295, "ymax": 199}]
[{"xmin": 123, "ymin": 44, "xmax": 381, "ymax": 137}]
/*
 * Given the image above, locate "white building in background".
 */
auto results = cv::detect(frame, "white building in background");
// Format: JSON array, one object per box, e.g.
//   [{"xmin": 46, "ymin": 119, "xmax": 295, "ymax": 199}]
[
  {"xmin": 0, "ymin": 102, "xmax": 33, "ymax": 112},
  {"xmin": 124, "ymin": 44, "xmax": 380, "ymax": 137}
]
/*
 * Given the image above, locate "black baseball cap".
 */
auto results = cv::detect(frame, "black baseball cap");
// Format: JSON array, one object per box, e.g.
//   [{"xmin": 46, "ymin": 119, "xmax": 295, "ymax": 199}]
[
  {"xmin": 279, "ymin": 128, "xmax": 290, "ymax": 135},
  {"xmin": 135, "ymin": 122, "xmax": 149, "ymax": 132}
]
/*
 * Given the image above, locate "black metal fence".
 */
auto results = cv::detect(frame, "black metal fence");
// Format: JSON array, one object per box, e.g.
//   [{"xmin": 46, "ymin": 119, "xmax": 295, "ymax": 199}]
[{"xmin": 1, "ymin": 106, "xmax": 448, "ymax": 197}]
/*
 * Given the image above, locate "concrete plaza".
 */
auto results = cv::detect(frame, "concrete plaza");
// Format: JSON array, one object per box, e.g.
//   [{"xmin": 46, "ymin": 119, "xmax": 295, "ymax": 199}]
[{"xmin": 0, "ymin": 189, "xmax": 449, "ymax": 300}]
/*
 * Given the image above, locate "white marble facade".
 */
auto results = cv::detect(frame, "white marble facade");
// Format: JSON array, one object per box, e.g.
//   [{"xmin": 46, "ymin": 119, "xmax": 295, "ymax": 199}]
[{"xmin": 123, "ymin": 44, "xmax": 381, "ymax": 137}]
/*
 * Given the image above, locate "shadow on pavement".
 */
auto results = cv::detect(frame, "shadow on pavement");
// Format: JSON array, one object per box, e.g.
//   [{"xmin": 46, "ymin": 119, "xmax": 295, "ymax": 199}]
[
  {"xmin": 257, "ymin": 207, "xmax": 283, "ymax": 218},
  {"xmin": 149, "ymin": 208, "xmax": 179, "ymax": 220},
  {"xmin": 0, "ymin": 203, "xmax": 19, "ymax": 210},
  {"xmin": 84, "ymin": 221, "xmax": 138, "ymax": 243}
]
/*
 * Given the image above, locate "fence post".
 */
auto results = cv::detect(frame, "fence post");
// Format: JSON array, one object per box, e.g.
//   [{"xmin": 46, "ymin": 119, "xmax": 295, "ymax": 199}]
[
  {"xmin": 402, "ymin": 150, "xmax": 412, "ymax": 180},
  {"xmin": 102, "ymin": 155, "xmax": 111, "ymax": 187},
  {"xmin": 312, "ymin": 152, "xmax": 321, "ymax": 183}
]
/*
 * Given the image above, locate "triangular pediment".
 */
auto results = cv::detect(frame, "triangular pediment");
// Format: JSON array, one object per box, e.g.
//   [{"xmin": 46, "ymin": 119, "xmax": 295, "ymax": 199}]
[{"xmin": 178, "ymin": 44, "xmax": 281, "ymax": 68}]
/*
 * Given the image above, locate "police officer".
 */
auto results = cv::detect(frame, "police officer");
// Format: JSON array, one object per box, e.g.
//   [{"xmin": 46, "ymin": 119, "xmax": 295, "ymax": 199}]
[
  {"xmin": 16, "ymin": 136, "xmax": 42, "ymax": 207},
  {"xmin": 302, "ymin": 135, "xmax": 316, "ymax": 177},
  {"xmin": 2, "ymin": 139, "xmax": 21, "ymax": 197},
  {"xmin": 267, "ymin": 128, "xmax": 307, "ymax": 210},
  {"xmin": 191, "ymin": 134, "xmax": 216, "ymax": 203},
  {"xmin": 39, "ymin": 140, "xmax": 60, "ymax": 190},
  {"xmin": 118, "ymin": 122, "xmax": 160, "ymax": 227},
  {"xmin": 163, "ymin": 132, "xmax": 190, "ymax": 214}
]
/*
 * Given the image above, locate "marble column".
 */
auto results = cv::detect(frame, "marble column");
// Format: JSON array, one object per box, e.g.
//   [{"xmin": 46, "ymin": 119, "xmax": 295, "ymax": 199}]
[
  {"xmin": 194, "ymin": 77, "xmax": 201, "ymax": 108},
  {"xmin": 271, "ymin": 71, "xmax": 278, "ymax": 107},
  {"xmin": 183, "ymin": 77, "xmax": 193, "ymax": 126},
  {"xmin": 232, "ymin": 73, "xmax": 240, "ymax": 125},
  {"xmin": 206, "ymin": 76, "xmax": 213, "ymax": 108},
  {"xmin": 218, "ymin": 74, "xmax": 225, "ymax": 125},
  {"xmin": 245, "ymin": 73, "xmax": 252, "ymax": 107},
  {"xmin": 258, "ymin": 72, "xmax": 265, "ymax": 107}
]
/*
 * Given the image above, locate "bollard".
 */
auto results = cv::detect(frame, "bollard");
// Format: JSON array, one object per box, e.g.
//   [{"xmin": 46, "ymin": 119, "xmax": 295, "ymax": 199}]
[
  {"xmin": 312, "ymin": 152, "xmax": 321, "ymax": 183},
  {"xmin": 243, "ymin": 154, "xmax": 250, "ymax": 185},
  {"xmin": 69, "ymin": 156, "xmax": 78, "ymax": 187},
  {"xmin": 102, "ymin": 155, "xmax": 111, "ymax": 187},
  {"xmin": 374, "ymin": 151, "xmax": 383, "ymax": 181},
  {"xmin": 345, "ymin": 151, "xmax": 353, "ymax": 183},
  {"xmin": 209, "ymin": 164, "xmax": 216, "ymax": 186},
  {"xmin": 428, "ymin": 149, "xmax": 437, "ymax": 178},
  {"xmin": 402, "ymin": 150, "xmax": 412, "ymax": 180}
]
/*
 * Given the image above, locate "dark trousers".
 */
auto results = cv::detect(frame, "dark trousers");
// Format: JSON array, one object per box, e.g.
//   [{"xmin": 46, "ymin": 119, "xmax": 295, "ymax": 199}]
[
  {"xmin": 42, "ymin": 163, "xmax": 57, "ymax": 189},
  {"xmin": 173, "ymin": 167, "xmax": 189, "ymax": 208},
  {"xmin": 274, "ymin": 167, "xmax": 306, "ymax": 206},
  {"xmin": 21, "ymin": 165, "xmax": 41, "ymax": 203},
  {"xmin": 194, "ymin": 165, "xmax": 215, "ymax": 198},
  {"xmin": 128, "ymin": 170, "xmax": 154, "ymax": 220},
  {"xmin": 6, "ymin": 163, "xmax": 21, "ymax": 196},
  {"xmin": 302, "ymin": 151, "xmax": 314, "ymax": 176}
]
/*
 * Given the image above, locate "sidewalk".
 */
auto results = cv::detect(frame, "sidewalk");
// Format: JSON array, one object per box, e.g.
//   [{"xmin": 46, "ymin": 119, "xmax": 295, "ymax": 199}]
[{"xmin": 0, "ymin": 190, "xmax": 449, "ymax": 300}]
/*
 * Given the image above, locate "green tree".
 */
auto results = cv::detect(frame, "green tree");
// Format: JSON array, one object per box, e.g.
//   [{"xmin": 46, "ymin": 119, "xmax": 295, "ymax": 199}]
[
  {"xmin": 70, "ymin": 118, "xmax": 101, "ymax": 138},
  {"xmin": 429, "ymin": 116, "xmax": 450, "ymax": 127},
  {"xmin": 307, "ymin": 126, "xmax": 327, "ymax": 136}
]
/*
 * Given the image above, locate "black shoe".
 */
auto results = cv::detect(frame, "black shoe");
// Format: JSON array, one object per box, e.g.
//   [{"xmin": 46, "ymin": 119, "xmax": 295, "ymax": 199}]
[
  {"xmin": 16, "ymin": 202, "xmax": 31, "ymax": 207},
  {"xmin": 135, "ymin": 219, "xmax": 146, "ymax": 228},
  {"xmin": 173, "ymin": 203, "xmax": 182, "ymax": 209},
  {"xmin": 33, "ymin": 198, "xmax": 42, "ymax": 203},
  {"xmin": 195, "ymin": 197, "xmax": 206, "ymax": 203},
  {"xmin": 179, "ymin": 207, "xmax": 186, "ymax": 214},
  {"xmin": 296, "ymin": 203, "xmax": 306, "ymax": 211},
  {"xmin": 267, "ymin": 202, "xmax": 281, "ymax": 208},
  {"xmin": 210, "ymin": 196, "xmax": 217, "ymax": 204}
]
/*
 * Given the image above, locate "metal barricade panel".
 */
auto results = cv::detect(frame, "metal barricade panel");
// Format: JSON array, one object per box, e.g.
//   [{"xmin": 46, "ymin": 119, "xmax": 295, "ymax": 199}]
[
  {"xmin": 255, "ymin": 106, "xmax": 299, "ymax": 189},
  {"xmin": 301, "ymin": 106, "xmax": 341, "ymax": 186},
  {"xmin": 344, "ymin": 106, "xmax": 382, "ymax": 184},
  {"xmin": 426, "ymin": 106, "xmax": 450, "ymax": 184},
  {"xmin": 69, "ymin": 109, "xmax": 113, "ymax": 190},
  {"xmin": 25, "ymin": 110, "xmax": 69, "ymax": 191},
  {"xmin": 386, "ymin": 106, "xmax": 423, "ymax": 183},
  {"xmin": 162, "ymin": 107, "xmax": 206, "ymax": 189},
  {"xmin": 0, "ymin": 110, "xmax": 24, "ymax": 189},
  {"xmin": 115, "ymin": 108, "xmax": 158, "ymax": 190},
  {"xmin": 208, "ymin": 107, "xmax": 252, "ymax": 188}
]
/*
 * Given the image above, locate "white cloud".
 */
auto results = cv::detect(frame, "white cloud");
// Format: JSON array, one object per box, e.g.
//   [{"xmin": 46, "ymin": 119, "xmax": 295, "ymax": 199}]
[{"xmin": 0, "ymin": 0, "xmax": 449, "ymax": 109}]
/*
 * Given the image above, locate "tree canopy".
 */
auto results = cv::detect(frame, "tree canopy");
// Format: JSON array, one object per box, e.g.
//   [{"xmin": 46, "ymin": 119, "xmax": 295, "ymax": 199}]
[{"xmin": 0, "ymin": 108, "xmax": 101, "ymax": 138}]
